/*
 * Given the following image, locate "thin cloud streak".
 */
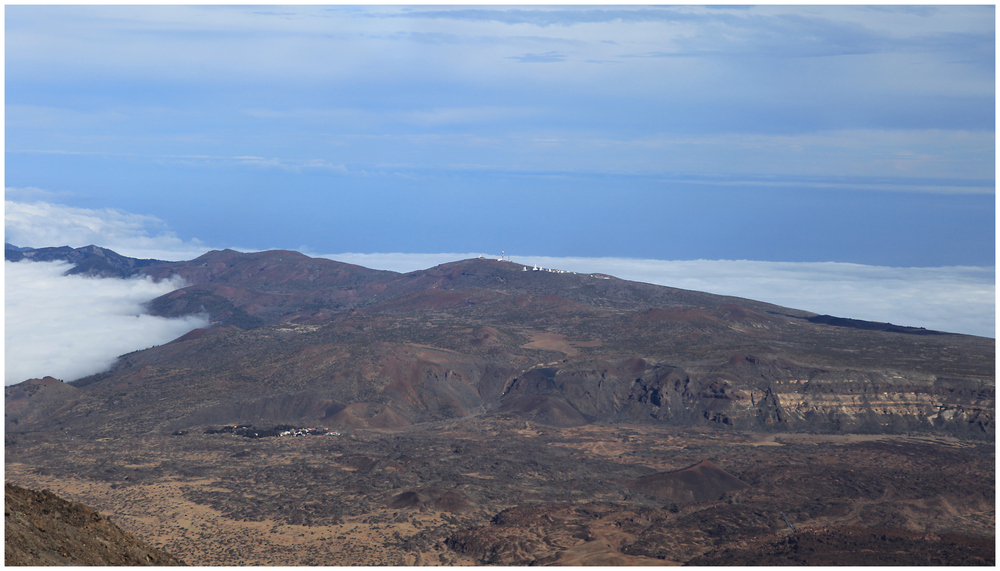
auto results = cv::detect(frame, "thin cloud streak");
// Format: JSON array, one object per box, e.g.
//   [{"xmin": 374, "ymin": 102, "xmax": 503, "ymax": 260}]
[
  {"xmin": 5, "ymin": 260, "xmax": 210, "ymax": 385},
  {"xmin": 8, "ymin": 126, "xmax": 992, "ymax": 189}
]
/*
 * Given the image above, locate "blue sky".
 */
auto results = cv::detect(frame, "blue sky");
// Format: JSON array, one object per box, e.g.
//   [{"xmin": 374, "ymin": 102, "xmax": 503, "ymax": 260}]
[
  {"xmin": 6, "ymin": 5, "xmax": 994, "ymax": 266},
  {"xmin": 3, "ymin": 5, "xmax": 996, "ymax": 374}
]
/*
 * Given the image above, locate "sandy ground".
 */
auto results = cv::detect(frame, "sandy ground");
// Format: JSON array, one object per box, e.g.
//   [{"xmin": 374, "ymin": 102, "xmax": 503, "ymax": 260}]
[{"xmin": 520, "ymin": 332, "xmax": 602, "ymax": 356}]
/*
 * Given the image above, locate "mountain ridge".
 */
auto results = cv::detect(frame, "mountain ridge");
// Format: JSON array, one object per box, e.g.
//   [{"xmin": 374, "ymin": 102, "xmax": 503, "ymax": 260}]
[
  {"xmin": 5, "ymin": 243, "xmax": 169, "ymax": 278},
  {"xmin": 5, "ymin": 243, "xmax": 971, "ymax": 335},
  {"xmin": 5, "ymin": 245, "xmax": 993, "ymax": 440}
]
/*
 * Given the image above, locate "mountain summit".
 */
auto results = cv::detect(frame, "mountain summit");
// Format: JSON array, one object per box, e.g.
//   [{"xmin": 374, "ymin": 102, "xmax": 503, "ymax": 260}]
[{"xmin": 5, "ymin": 246, "xmax": 992, "ymax": 439}]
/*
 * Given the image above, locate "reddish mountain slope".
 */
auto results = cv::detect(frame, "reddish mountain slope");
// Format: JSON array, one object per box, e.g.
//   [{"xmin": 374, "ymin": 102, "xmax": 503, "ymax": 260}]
[
  {"xmin": 4, "ymin": 250, "xmax": 993, "ymax": 441},
  {"xmin": 142, "ymin": 249, "xmax": 397, "ymax": 326}
]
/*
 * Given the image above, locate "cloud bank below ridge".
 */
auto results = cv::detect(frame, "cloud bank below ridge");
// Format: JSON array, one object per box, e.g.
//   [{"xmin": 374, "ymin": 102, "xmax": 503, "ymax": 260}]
[
  {"xmin": 4, "ymin": 197, "xmax": 992, "ymax": 389},
  {"xmin": 5, "ymin": 260, "xmax": 210, "ymax": 385}
]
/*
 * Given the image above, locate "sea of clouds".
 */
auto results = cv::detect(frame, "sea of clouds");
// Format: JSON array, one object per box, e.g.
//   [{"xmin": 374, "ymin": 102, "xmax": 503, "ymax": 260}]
[
  {"xmin": 5, "ymin": 192, "xmax": 211, "ymax": 261},
  {"xmin": 4, "ymin": 196, "xmax": 994, "ymax": 385},
  {"xmin": 5, "ymin": 260, "xmax": 209, "ymax": 385}
]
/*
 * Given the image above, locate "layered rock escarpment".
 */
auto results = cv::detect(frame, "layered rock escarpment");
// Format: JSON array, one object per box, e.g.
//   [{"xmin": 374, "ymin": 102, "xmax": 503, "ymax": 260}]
[
  {"xmin": 761, "ymin": 376, "xmax": 992, "ymax": 436},
  {"xmin": 496, "ymin": 356, "xmax": 993, "ymax": 438}
]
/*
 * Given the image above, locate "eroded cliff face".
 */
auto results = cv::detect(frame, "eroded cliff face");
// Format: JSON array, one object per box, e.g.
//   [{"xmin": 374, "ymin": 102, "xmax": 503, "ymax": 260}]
[
  {"xmin": 761, "ymin": 377, "xmax": 993, "ymax": 437},
  {"xmin": 498, "ymin": 356, "xmax": 994, "ymax": 438}
]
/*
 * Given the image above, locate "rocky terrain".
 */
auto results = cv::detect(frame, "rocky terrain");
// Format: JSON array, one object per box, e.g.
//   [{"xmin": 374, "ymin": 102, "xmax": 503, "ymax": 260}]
[
  {"xmin": 5, "ymin": 422, "xmax": 993, "ymax": 565},
  {"xmin": 4, "ymin": 245, "xmax": 994, "ymax": 565},
  {"xmin": 5, "ymin": 483, "xmax": 185, "ymax": 565}
]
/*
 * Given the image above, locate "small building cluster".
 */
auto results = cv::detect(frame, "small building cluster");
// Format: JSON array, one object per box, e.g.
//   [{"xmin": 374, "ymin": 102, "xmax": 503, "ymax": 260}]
[
  {"xmin": 480, "ymin": 250, "xmax": 580, "ymax": 275},
  {"xmin": 279, "ymin": 427, "xmax": 342, "ymax": 437},
  {"xmin": 524, "ymin": 263, "xmax": 573, "ymax": 274},
  {"xmin": 204, "ymin": 424, "xmax": 341, "ymax": 439}
]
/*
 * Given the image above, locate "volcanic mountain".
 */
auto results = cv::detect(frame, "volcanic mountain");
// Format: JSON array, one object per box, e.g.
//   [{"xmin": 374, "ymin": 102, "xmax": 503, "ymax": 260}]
[
  {"xmin": 4, "ymin": 245, "xmax": 995, "ymax": 566},
  {"xmin": 5, "ymin": 245, "xmax": 994, "ymax": 439}
]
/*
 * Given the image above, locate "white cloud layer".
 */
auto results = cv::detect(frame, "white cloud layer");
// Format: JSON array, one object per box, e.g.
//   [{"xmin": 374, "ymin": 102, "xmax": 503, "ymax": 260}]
[
  {"xmin": 5, "ymin": 197, "xmax": 211, "ymax": 261},
  {"xmin": 5, "ymin": 260, "xmax": 210, "ymax": 385},
  {"xmin": 326, "ymin": 253, "xmax": 995, "ymax": 338}
]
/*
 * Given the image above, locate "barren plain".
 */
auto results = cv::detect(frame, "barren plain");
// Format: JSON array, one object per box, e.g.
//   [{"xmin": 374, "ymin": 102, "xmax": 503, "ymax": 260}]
[{"xmin": 6, "ymin": 418, "xmax": 993, "ymax": 565}]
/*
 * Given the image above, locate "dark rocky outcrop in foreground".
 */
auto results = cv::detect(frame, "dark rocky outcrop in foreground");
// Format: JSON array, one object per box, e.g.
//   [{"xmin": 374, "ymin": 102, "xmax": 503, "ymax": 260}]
[{"xmin": 4, "ymin": 483, "xmax": 185, "ymax": 566}]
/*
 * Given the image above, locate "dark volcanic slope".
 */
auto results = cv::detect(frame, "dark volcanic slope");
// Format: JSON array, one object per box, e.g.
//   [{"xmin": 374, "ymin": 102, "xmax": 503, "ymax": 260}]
[
  {"xmin": 623, "ymin": 459, "xmax": 749, "ymax": 504},
  {"xmin": 5, "ymin": 249, "xmax": 994, "ymax": 440},
  {"xmin": 4, "ymin": 483, "xmax": 185, "ymax": 566},
  {"xmin": 142, "ymin": 248, "xmax": 399, "ymax": 327}
]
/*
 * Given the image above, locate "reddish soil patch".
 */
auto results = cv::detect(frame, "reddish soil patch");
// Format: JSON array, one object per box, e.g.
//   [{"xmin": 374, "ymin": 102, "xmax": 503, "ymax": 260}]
[
  {"xmin": 521, "ymin": 332, "xmax": 602, "ymax": 356},
  {"xmin": 634, "ymin": 308, "xmax": 724, "ymax": 325}
]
